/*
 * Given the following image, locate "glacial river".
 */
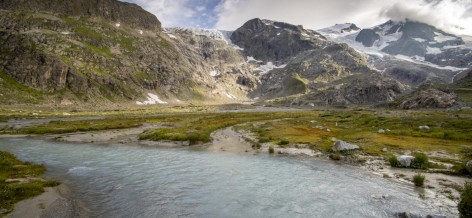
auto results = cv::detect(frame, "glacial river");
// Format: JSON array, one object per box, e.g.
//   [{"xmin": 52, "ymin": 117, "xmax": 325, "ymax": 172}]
[{"xmin": 0, "ymin": 138, "xmax": 448, "ymax": 217}]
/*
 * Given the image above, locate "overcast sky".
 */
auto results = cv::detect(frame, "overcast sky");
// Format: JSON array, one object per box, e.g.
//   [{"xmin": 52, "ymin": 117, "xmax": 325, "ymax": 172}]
[{"xmin": 123, "ymin": 0, "xmax": 472, "ymax": 36}]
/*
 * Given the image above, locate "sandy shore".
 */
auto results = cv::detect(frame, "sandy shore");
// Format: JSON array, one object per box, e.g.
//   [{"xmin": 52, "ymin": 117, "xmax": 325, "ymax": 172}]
[{"xmin": 6, "ymin": 185, "xmax": 87, "ymax": 218}]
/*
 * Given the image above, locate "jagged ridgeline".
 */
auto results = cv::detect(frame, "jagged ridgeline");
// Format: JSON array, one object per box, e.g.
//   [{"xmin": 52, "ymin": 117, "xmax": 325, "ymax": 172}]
[{"xmin": 0, "ymin": 0, "xmax": 247, "ymax": 106}]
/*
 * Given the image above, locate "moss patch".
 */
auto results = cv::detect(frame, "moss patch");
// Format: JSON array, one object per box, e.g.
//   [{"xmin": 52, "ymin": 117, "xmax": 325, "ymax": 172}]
[{"xmin": 0, "ymin": 151, "xmax": 59, "ymax": 215}]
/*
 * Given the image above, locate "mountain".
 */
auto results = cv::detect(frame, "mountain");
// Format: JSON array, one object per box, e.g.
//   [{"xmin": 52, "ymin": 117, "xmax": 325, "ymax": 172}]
[
  {"xmin": 231, "ymin": 18, "xmax": 327, "ymax": 63},
  {"xmin": 0, "ymin": 0, "xmax": 258, "ymax": 107},
  {"xmin": 0, "ymin": 0, "xmax": 467, "ymax": 109},
  {"xmin": 319, "ymin": 20, "xmax": 471, "ymax": 88},
  {"xmin": 232, "ymin": 19, "xmax": 406, "ymax": 106}
]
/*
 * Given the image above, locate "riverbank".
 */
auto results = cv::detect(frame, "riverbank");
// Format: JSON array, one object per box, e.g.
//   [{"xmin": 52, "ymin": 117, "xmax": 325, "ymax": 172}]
[
  {"xmin": 41, "ymin": 125, "xmax": 471, "ymax": 216},
  {"xmin": 6, "ymin": 184, "xmax": 86, "ymax": 218},
  {"xmin": 0, "ymin": 113, "xmax": 471, "ymax": 216}
]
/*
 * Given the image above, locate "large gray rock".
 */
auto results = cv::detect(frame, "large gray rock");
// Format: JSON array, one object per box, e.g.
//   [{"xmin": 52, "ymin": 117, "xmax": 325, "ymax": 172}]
[
  {"xmin": 332, "ymin": 141, "xmax": 359, "ymax": 152},
  {"xmin": 466, "ymin": 160, "xmax": 472, "ymax": 175},
  {"xmin": 397, "ymin": 155, "xmax": 415, "ymax": 167}
]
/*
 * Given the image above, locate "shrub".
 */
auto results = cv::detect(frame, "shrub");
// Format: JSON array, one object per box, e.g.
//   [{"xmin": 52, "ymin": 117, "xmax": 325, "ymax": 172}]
[
  {"xmin": 388, "ymin": 155, "xmax": 400, "ymax": 167},
  {"xmin": 268, "ymin": 146, "xmax": 274, "ymax": 154},
  {"xmin": 258, "ymin": 137, "xmax": 270, "ymax": 143},
  {"xmin": 413, "ymin": 173, "xmax": 426, "ymax": 187},
  {"xmin": 411, "ymin": 153, "xmax": 429, "ymax": 169},
  {"xmin": 278, "ymin": 139, "xmax": 290, "ymax": 146},
  {"xmin": 454, "ymin": 162, "xmax": 471, "ymax": 176},
  {"xmin": 459, "ymin": 182, "xmax": 472, "ymax": 218},
  {"xmin": 329, "ymin": 153, "xmax": 341, "ymax": 161}
]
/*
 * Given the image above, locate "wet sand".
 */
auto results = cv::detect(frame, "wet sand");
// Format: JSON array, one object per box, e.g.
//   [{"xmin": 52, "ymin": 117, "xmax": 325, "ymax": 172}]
[{"xmin": 7, "ymin": 185, "xmax": 87, "ymax": 218}]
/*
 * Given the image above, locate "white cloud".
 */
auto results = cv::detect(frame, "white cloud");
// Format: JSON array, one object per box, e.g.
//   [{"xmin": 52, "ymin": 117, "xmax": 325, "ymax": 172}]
[
  {"xmin": 381, "ymin": 0, "xmax": 472, "ymax": 36},
  {"xmin": 214, "ymin": 0, "xmax": 472, "ymax": 36}
]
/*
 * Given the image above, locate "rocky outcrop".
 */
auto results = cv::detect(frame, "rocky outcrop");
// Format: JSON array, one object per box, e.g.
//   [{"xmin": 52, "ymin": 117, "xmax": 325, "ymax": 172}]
[
  {"xmin": 355, "ymin": 29, "xmax": 380, "ymax": 47},
  {"xmin": 230, "ymin": 18, "xmax": 327, "ymax": 62},
  {"xmin": 332, "ymin": 141, "xmax": 359, "ymax": 152},
  {"xmin": 399, "ymin": 88, "xmax": 460, "ymax": 109},
  {"xmin": 0, "ymin": 0, "xmax": 161, "ymax": 31}
]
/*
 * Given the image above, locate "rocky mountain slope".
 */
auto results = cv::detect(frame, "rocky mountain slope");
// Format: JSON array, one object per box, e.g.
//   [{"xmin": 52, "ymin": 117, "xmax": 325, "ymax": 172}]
[
  {"xmin": 0, "ymin": 0, "xmax": 469, "ymax": 108},
  {"xmin": 232, "ymin": 19, "xmax": 406, "ymax": 106},
  {"xmin": 0, "ymin": 0, "xmax": 255, "ymax": 107},
  {"xmin": 319, "ymin": 20, "xmax": 471, "ymax": 88}
]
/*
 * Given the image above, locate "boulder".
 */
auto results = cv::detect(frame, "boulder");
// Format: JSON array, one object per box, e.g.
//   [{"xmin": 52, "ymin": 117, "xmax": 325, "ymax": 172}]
[
  {"xmin": 418, "ymin": 125, "xmax": 430, "ymax": 130},
  {"xmin": 378, "ymin": 129, "xmax": 386, "ymax": 134},
  {"xmin": 332, "ymin": 141, "xmax": 359, "ymax": 152},
  {"xmin": 466, "ymin": 160, "xmax": 472, "ymax": 175},
  {"xmin": 397, "ymin": 155, "xmax": 415, "ymax": 167}
]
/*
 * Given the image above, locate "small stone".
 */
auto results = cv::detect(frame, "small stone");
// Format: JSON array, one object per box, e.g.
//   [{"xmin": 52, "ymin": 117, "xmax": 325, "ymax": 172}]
[
  {"xmin": 382, "ymin": 147, "xmax": 388, "ymax": 152},
  {"xmin": 378, "ymin": 129, "xmax": 385, "ymax": 134}
]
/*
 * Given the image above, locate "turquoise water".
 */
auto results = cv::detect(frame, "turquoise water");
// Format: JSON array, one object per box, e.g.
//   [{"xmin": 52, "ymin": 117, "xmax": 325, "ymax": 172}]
[{"xmin": 0, "ymin": 138, "xmax": 445, "ymax": 217}]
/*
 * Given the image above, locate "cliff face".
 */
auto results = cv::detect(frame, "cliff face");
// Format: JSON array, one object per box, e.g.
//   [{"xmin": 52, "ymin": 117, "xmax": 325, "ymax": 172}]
[
  {"xmin": 0, "ymin": 5, "xmax": 197, "ymax": 106},
  {"xmin": 0, "ymin": 0, "xmax": 161, "ymax": 31},
  {"xmin": 0, "ymin": 1, "xmax": 257, "ymax": 106}
]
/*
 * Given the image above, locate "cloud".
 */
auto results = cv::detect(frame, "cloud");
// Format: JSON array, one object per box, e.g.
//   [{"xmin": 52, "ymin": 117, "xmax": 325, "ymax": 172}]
[
  {"xmin": 213, "ymin": 0, "xmax": 472, "ymax": 36},
  {"xmin": 381, "ymin": 0, "xmax": 472, "ymax": 36}
]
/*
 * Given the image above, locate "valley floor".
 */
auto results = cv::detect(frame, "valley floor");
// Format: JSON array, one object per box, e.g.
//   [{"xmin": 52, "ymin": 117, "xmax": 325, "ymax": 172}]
[{"xmin": 0, "ymin": 105, "xmax": 471, "ymax": 217}]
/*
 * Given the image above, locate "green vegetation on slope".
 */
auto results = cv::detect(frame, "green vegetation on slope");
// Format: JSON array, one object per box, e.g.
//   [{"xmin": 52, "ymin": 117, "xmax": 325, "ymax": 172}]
[
  {"xmin": 0, "ymin": 151, "xmax": 59, "ymax": 216},
  {"xmin": 0, "ymin": 70, "xmax": 44, "ymax": 105}
]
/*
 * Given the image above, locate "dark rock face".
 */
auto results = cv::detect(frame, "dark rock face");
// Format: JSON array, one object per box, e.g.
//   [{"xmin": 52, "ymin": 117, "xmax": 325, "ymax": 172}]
[
  {"xmin": 355, "ymin": 29, "xmax": 380, "ymax": 47},
  {"xmin": 341, "ymin": 24, "xmax": 360, "ymax": 33},
  {"xmin": 230, "ymin": 18, "xmax": 327, "ymax": 62},
  {"xmin": 0, "ymin": 0, "xmax": 161, "ymax": 31},
  {"xmin": 399, "ymin": 88, "xmax": 460, "ymax": 109}
]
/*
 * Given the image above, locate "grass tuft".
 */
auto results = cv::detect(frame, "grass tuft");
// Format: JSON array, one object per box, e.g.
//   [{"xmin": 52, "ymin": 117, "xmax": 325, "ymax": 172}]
[{"xmin": 413, "ymin": 173, "xmax": 426, "ymax": 187}]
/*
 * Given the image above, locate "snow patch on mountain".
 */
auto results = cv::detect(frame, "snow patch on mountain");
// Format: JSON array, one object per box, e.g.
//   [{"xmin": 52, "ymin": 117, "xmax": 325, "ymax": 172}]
[
  {"xmin": 395, "ymin": 55, "xmax": 467, "ymax": 71},
  {"xmin": 256, "ymin": 62, "xmax": 287, "ymax": 75},
  {"xmin": 434, "ymin": 32, "xmax": 458, "ymax": 43},
  {"xmin": 136, "ymin": 93, "xmax": 168, "ymax": 105},
  {"xmin": 426, "ymin": 47, "xmax": 442, "ymax": 54},
  {"xmin": 318, "ymin": 23, "xmax": 360, "ymax": 38}
]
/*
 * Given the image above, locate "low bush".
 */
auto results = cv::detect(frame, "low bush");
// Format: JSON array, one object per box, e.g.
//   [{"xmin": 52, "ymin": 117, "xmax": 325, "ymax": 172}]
[
  {"xmin": 388, "ymin": 155, "xmax": 400, "ymax": 167},
  {"xmin": 413, "ymin": 173, "xmax": 426, "ymax": 187},
  {"xmin": 459, "ymin": 182, "xmax": 472, "ymax": 218},
  {"xmin": 258, "ymin": 137, "xmax": 270, "ymax": 143},
  {"xmin": 268, "ymin": 146, "xmax": 274, "ymax": 154},
  {"xmin": 278, "ymin": 139, "xmax": 290, "ymax": 146},
  {"xmin": 329, "ymin": 153, "xmax": 341, "ymax": 161},
  {"xmin": 411, "ymin": 153, "xmax": 429, "ymax": 169}
]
